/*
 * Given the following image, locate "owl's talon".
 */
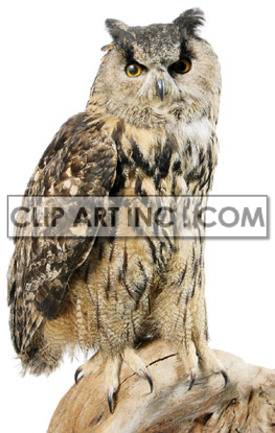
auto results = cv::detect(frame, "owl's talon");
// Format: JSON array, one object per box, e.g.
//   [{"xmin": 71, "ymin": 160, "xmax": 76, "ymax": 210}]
[
  {"xmin": 198, "ymin": 348, "xmax": 229, "ymax": 390},
  {"xmin": 144, "ymin": 371, "xmax": 154, "ymax": 393},
  {"xmin": 188, "ymin": 371, "xmax": 197, "ymax": 391},
  {"xmin": 73, "ymin": 351, "xmax": 103, "ymax": 384},
  {"xmin": 221, "ymin": 370, "xmax": 229, "ymax": 388},
  {"xmin": 108, "ymin": 388, "xmax": 117, "ymax": 414},
  {"xmin": 105, "ymin": 355, "xmax": 121, "ymax": 414},
  {"xmin": 74, "ymin": 367, "xmax": 83, "ymax": 384},
  {"xmin": 123, "ymin": 347, "xmax": 154, "ymax": 393}
]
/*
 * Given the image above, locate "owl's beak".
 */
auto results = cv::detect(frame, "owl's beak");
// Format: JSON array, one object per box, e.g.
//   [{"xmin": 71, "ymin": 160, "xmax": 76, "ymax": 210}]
[{"xmin": 156, "ymin": 79, "xmax": 165, "ymax": 101}]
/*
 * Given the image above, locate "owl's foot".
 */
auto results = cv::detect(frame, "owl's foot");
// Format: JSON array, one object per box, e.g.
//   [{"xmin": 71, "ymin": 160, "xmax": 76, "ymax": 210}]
[
  {"xmin": 74, "ymin": 350, "xmax": 103, "ymax": 383},
  {"xmin": 107, "ymin": 347, "xmax": 153, "ymax": 413},
  {"xmin": 178, "ymin": 343, "xmax": 198, "ymax": 391},
  {"xmin": 75, "ymin": 347, "xmax": 153, "ymax": 413},
  {"xmin": 74, "ymin": 352, "xmax": 122, "ymax": 413},
  {"xmin": 105, "ymin": 355, "xmax": 122, "ymax": 414},
  {"xmin": 198, "ymin": 348, "xmax": 229, "ymax": 388},
  {"xmin": 188, "ymin": 369, "xmax": 197, "ymax": 391},
  {"xmin": 122, "ymin": 347, "xmax": 154, "ymax": 393}
]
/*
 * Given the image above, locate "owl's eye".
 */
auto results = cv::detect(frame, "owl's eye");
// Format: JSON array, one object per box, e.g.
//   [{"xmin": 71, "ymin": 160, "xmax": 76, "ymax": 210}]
[
  {"xmin": 169, "ymin": 58, "xmax": 192, "ymax": 75},
  {"xmin": 125, "ymin": 63, "xmax": 144, "ymax": 78}
]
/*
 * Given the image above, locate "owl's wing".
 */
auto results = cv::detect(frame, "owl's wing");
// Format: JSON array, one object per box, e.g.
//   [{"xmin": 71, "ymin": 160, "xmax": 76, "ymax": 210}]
[{"xmin": 8, "ymin": 112, "xmax": 117, "ymax": 353}]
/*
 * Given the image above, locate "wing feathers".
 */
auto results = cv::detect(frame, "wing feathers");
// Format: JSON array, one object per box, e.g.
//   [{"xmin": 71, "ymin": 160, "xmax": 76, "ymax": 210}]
[{"xmin": 8, "ymin": 112, "xmax": 117, "ymax": 353}]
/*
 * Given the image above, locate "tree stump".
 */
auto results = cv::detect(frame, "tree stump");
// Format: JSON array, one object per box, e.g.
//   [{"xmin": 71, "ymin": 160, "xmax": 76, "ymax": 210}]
[{"xmin": 47, "ymin": 340, "xmax": 275, "ymax": 433}]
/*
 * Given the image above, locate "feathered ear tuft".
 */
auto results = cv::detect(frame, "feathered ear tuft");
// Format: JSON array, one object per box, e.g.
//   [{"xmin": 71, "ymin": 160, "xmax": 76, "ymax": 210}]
[
  {"xmin": 105, "ymin": 19, "xmax": 129, "ymax": 36},
  {"xmin": 105, "ymin": 19, "xmax": 135, "ymax": 58},
  {"xmin": 173, "ymin": 8, "xmax": 205, "ymax": 38}
]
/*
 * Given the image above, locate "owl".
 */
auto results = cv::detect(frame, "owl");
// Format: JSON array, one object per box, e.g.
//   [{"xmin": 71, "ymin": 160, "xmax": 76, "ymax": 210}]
[{"xmin": 8, "ymin": 9, "xmax": 227, "ymax": 413}]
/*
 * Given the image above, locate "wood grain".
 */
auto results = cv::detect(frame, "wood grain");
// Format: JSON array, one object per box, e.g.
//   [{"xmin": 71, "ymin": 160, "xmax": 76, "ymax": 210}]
[{"xmin": 47, "ymin": 340, "xmax": 275, "ymax": 433}]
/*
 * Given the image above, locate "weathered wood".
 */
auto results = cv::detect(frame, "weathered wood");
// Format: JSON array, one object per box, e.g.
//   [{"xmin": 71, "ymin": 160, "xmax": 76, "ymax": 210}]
[{"xmin": 47, "ymin": 340, "xmax": 275, "ymax": 433}]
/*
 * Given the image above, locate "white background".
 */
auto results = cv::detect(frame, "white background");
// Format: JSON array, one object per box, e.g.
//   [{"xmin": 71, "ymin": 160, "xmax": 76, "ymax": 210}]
[{"xmin": 0, "ymin": 1, "xmax": 274, "ymax": 432}]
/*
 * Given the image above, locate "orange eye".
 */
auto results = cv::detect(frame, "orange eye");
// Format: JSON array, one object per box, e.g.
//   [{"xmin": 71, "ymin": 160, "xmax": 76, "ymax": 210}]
[
  {"xmin": 125, "ymin": 63, "xmax": 143, "ymax": 78},
  {"xmin": 169, "ymin": 58, "xmax": 192, "ymax": 75}
]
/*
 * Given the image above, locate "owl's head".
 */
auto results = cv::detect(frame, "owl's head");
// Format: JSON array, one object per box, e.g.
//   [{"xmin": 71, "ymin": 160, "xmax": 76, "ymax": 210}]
[{"xmin": 90, "ymin": 9, "xmax": 221, "ymax": 127}]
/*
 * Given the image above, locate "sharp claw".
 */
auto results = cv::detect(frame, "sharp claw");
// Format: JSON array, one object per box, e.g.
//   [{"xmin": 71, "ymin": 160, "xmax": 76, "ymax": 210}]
[
  {"xmin": 74, "ymin": 367, "xmax": 83, "ymax": 384},
  {"xmin": 108, "ymin": 390, "xmax": 117, "ymax": 414},
  {"xmin": 144, "ymin": 372, "xmax": 154, "ymax": 393},
  {"xmin": 188, "ymin": 371, "xmax": 196, "ymax": 391},
  {"xmin": 221, "ymin": 370, "xmax": 229, "ymax": 388}
]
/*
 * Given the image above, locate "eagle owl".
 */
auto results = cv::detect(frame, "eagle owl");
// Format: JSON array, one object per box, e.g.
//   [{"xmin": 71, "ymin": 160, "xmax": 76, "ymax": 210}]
[{"xmin": 8, "ymin": 9, "xmax": 227, "ymax": 412}]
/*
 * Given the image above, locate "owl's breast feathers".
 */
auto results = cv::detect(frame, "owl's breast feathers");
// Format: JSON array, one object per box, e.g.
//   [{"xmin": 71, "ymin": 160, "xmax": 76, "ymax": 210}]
[{"xmin": 110, "ymin": 114, "xmax": 217, "ymax": 197}]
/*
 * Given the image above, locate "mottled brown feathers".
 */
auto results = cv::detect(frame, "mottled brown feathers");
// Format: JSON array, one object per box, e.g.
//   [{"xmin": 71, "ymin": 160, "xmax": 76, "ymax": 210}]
[
  {"xmin": 8, "ymin": 112, "xmax": 117, "ymax": 359},
  {"xmin": 8, "ymin": 10, "xmax": 222, "ymax": 387}
]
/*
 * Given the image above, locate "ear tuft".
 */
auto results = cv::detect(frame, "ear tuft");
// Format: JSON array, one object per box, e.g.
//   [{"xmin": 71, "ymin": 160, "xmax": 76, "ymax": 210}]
[
  {"xmin": 174, "ymin": 8, "xmax": 205, "ymax": 38},
  {"xmin": 105, "ymin": 19, "xmax": 129, "ymax": 37},
  {"xmin": 105, "ymin": 19, "xmax": 135, "ymax": 57}
]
